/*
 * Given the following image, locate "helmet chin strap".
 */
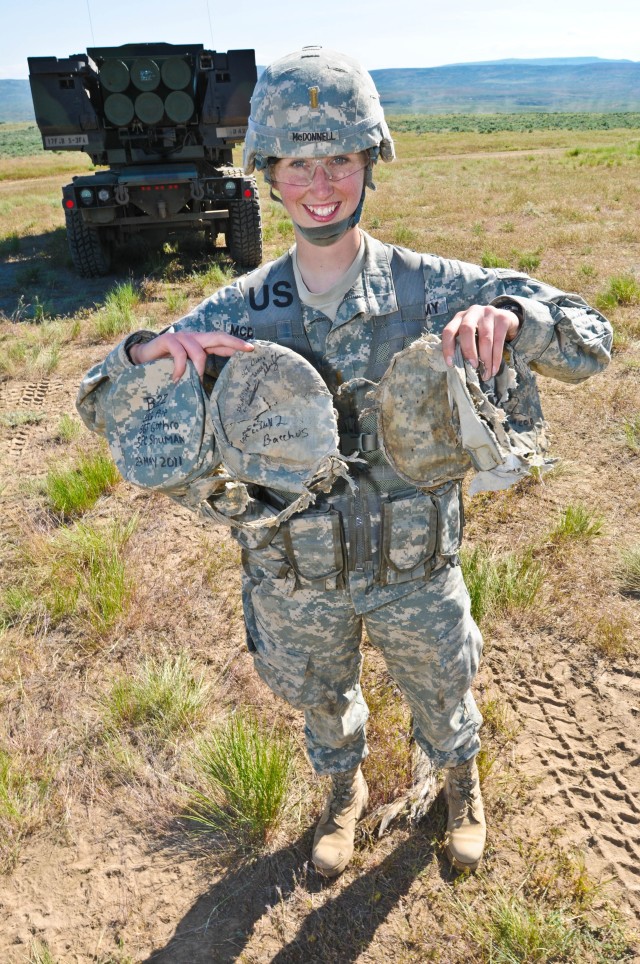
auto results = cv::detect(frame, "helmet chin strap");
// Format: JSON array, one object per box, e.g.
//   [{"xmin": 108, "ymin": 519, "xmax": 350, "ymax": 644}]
[{"xmin": 294, "ymin": 187, "xmax": 366, "ymax": 248}]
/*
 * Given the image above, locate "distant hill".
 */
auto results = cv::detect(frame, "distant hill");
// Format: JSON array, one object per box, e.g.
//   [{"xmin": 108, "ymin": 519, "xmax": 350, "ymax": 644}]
[
  {"xmin": 370, "ymin": 61, "xmax": 640, "ymax": 113},
  {"xmin": 2, "ymin": 58, "xmax": 640, "ymax": 123},
  {"xmin": 0, "ymin": 80, "xmax": 35, "ymax": 122}
]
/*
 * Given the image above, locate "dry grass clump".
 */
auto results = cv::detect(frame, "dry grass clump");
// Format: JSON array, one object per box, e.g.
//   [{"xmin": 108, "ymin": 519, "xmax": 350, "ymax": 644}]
[
  {"xmin": 616, "ymin": 545, "xmax": 640, "ymax": 596},
  {"xmin": 0, "ymin": 517, "xmax": 137, "ymax": 640},
  {"xmin": 455, "ymin": 887, "xmax": 631, "ymax": 963},
  {"xmin": 595, "ymin": 274, "xmax": 640, "ymax": 313},
  {"xmin": 90, "ymin": 279, "xmax": 142, "ymax": 341},
  {"xmin": 547, "ymin": 503, "xmax": 604, "ymax": 545},
  {"xmin": 52, "ymin": 413, "xmax": 82, "ymax": 444},
  {"xmin": 360, "ymin": 656, "xmax": 412, "ymax": 810},
  {"xmin": 102, "ymin": 653, "xmax": 210, "ymax": 743},
  {"xmin": 0, "ymin": 748, "xmax": 57, "ymax": 873},
  {"xmin": 27, "ymin": 940, "xmax": 58, "ymax": 964},
  {"xmin": 621, "ymin": 414, "xmax": 640, "ymax": 453},
  {"xmin": 592, "ymin": 615, "xmax": 636, "ymax": 658},
  {"xmin": 0, "ymin": 318, "xmax": 80, "ymax": 378},
  {"xmin": 0, "ymin": 410, "xmax": 46, "ymax": 429}
]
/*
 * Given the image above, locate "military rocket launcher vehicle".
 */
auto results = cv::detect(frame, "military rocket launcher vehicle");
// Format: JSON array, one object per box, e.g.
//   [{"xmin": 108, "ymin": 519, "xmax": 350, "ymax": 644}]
[{"xmin": 28, "ymin": 43, "xmax": 262, "ymax": 276}]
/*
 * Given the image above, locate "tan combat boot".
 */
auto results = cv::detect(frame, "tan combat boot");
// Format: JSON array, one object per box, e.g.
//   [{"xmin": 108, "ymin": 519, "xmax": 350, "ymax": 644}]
[
  {"xmin": 312, "ymin": 767, "xmax": 369, "ymax": 878},
  {"xmin": 444, "ymin": 757, "xmax": 486, "ymax": 871}
]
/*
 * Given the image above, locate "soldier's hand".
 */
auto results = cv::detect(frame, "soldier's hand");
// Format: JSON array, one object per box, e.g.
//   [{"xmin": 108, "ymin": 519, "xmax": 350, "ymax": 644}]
[
  {"xmin": 442, "ymin": 304, "xmax": 520, "ymax": 378},
  {"xmin": 129, "ymin": 330, "xmax": 254, "ymax": 382}
]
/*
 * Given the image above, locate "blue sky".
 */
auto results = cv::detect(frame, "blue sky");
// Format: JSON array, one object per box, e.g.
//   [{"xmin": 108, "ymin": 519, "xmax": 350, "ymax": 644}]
[{"xmin": 1, "ymin": 0, "xmax": 638, "ymax": 78}]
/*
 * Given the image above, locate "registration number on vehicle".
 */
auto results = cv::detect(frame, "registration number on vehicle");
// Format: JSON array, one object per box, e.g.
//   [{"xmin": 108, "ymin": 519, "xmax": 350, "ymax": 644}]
[{"xmin": 44, "ymin": 134, "xmax": 89, "ymax": 147}]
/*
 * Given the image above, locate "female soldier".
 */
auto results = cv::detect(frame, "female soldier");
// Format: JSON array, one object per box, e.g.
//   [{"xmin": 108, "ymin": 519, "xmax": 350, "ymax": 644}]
[{"xmin": 78, "ymin": 47, "xmax": 612, "ymax": 878}]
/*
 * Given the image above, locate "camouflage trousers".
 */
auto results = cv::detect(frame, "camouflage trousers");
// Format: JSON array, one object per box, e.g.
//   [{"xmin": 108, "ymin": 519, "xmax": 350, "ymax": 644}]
[{"xmin": 242, "ymin": 560, "xmax": 483, "ymax": 775}]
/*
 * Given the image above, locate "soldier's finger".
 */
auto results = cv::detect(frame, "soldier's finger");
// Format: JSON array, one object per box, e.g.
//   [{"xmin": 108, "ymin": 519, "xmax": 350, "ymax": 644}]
[
  {"xmin": 198, "ymin": 332, "xmax": 255, "ymax": 356},
  {"xmin": 455, "ymin": 306, "xmax": 485, "ymax": 368},
  {"xmin": 476, "ymin": 312, "xmax": 497, "ymax": 378},
  {"xmin": 165, "ymin": 342, "xmax": 190, "ymax": 382},
  {"xmin": 490, "ymin": 319, "xmax": 510, "ymax": 377},
  {"xmin": 441, "ymin": 314, "xmax": 463, "ymax": 367},
  {"xmin": 174, "ymin": 332, "xmax": 209, "ymax": 380}
]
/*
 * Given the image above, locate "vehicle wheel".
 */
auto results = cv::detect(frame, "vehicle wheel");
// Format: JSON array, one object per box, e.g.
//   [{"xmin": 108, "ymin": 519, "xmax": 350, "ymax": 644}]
[
  {"xmin": 65, "ymin": 209, "xmax": 112, "ymax": 277},
  {"xmin": 225, "ymin": 189, "xmax": 263, "ymax": 269}
]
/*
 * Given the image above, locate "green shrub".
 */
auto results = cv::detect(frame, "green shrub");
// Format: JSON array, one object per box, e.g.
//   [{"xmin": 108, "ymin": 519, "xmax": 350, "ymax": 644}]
[
  {"xmin": 461, "ymin": 546, "xmax": 545, "ymax": 626},
  {"xmin": 0, "ymin": 410, "xmax": 46, "ymax": 428},
  {"xmin": 44, "ymin": 448, "xmax": 120, "ymax": 516},
  {"xmin": 53, "ymin": 413, "xmax": 82, "ymax": 444},
  {"xmin": 595, "ymin": 274, "xmax": 640, "ymax": 313},
  {"xmin": 1, "ymin": 518, "xmax": 136, "ymax": 637},
  {"xmin": 461, "ymin": 890, "xmax": 630, "ymax": 963},
  {"xmin": 548, "ymin": 503, "xmax": 604, "ymax": 543},
  {"xmin": 517, "ymin": 251, "xmax": 541, "ymax": 273},
  {"xmin": 187, "ymin": 712, "xmax": 298, "ymax": 846},
  {"xmin": 394, "ymin": 225, "xmax": 417, "ymax": 246},
  {"xmin": 482, "ymin": 251, "xmax": 511, "ymax": 269},
  {"xmin": 92, "ymin": 280, "xmax": 141, "ymax": 339},
  {"xmin": 165, "ymin": 289, "xmax": 189, "ymax": 313}
]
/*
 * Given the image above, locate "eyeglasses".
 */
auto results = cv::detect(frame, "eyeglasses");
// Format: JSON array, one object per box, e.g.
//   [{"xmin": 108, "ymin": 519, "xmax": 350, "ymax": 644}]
[{"xmin": 270, "ymin": 154, "xmax": 368, "ymax": 187}]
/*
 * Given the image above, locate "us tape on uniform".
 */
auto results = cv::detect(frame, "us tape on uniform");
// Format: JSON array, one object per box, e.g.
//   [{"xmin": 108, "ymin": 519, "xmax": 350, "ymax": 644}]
[
  {"xmin": 373, "ymin": 334, "xmax": 554, "ymax": 494},
  {"xmin": 208, "ymin": 340, "xmax": 357, "ymax": 528}
]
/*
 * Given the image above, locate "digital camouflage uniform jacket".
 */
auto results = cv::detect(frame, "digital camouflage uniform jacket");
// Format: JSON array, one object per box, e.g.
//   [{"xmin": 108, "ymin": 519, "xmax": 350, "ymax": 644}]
[{"xmin": 77, "ymin": 232, "xmax": 612, "ymax": 613}]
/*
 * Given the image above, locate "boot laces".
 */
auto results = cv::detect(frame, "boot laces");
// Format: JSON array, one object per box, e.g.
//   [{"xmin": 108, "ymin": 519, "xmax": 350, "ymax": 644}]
[
  {"xmin": 450, "ymin": 761, "xmax": 479, "ymax": 810},
  {"xmin": 330, "ymin": 771, "xmax": 358, "ymax": 812}
]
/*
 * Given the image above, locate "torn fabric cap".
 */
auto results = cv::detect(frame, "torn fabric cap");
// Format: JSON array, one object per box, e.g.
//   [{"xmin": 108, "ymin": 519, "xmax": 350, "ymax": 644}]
[{"xmin": 371, "ymin": 333, "xmax": 555, "ymax": 494}]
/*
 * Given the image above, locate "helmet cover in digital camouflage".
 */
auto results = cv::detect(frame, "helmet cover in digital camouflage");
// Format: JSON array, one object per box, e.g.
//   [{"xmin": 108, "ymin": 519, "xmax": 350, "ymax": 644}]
[
  {"xmin": 372, "ymin": 334, "xmax": 554, "ymax": 494},
  {"xmin": 208, "ymin": 340, "xmax": 357, "ymax": 527},
  {"xmin": 243, "ymin": 46, "xmax": 395, "ymax": 173},
  {"xmin": 102, "ymin": 356, "xmax": 229, "ymax": 507},
  {"xmin": 102, "ymin": 344, "xmax": 355, "ymax": 527}
]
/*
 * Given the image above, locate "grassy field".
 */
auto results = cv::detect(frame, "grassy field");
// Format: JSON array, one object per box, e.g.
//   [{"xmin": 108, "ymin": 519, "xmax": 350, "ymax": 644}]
[{"xmin": 0, "ymin": 123, "xmax": 639, "ymax": 962}]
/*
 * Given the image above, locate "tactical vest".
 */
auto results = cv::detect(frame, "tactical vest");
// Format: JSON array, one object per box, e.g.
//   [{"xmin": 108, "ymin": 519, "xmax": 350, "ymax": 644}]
[
  {"xmin": 233, "ymin": 243, "xmax": 472, "ymax": 490},
  {"xmin": 223, "ymin": 244, "xmax": 468, "ymax": 586}
]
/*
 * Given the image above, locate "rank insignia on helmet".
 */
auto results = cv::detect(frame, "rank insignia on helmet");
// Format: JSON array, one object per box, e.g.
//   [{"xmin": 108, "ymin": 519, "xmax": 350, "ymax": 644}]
[{"xmin": 308, "ymin": 86, "xmax": 319, "ymax": 108}]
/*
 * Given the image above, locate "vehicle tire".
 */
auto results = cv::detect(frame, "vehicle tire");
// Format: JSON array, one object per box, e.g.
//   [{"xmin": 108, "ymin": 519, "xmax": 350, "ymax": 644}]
[
  {"xmin": 65, "ymin": 209, "xmax": 112, "ymax": 277},
  {"xmin": 225, "ymin": 191, "xmax": 263, "ymax": 269}
]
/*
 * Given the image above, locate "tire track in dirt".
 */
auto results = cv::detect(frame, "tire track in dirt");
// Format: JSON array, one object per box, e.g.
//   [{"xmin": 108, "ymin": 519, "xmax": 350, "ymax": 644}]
[
  {"xmin": 508, "ymin": 658, "xmax": 640, "ymax": 918},
  {"xmin": 0, "ymin": 379, "xmax": 66, "ymax": 543},
  {"xmin": 0, "ymin": 378, "xmax": 64, "ymax": 460}
]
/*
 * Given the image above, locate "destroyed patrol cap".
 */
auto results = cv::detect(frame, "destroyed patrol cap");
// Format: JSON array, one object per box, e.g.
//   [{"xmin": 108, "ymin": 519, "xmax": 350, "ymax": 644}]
[
  {"xmin": 103, "ymin": 342, "xmax": 355, "ymax": 527},
  {"xmin": 372, "ymin": 334, "xmax": 554, "ymax": 495},
  {"xmin": 209, "ymin": 340, "xmax": 356, "ymax": 526},
  {"xmin": 103, "ymin": 356, "xmax": 222, "ymax": 507}
]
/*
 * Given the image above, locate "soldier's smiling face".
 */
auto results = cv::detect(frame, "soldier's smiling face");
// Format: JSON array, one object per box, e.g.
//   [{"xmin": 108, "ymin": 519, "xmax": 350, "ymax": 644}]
[{"xmin": 271, "ymin": 152, "xmax": 367, "ymax": 230}]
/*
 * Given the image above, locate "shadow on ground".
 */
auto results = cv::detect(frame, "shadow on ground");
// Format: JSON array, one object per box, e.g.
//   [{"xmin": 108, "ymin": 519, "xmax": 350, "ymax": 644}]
[
  {"xmin": 145, "ymin": 803, "xmax": 452, "ymax": 964},
  {"xmin": 0, "ymin": 228, "xmax": 238, "ymax": 320}
]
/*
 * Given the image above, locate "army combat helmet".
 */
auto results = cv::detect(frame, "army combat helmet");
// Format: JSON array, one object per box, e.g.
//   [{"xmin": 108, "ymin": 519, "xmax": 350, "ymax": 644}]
[{"xmin": 243, "ymin": 46, "xmax": 395, "ymax": 245}]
